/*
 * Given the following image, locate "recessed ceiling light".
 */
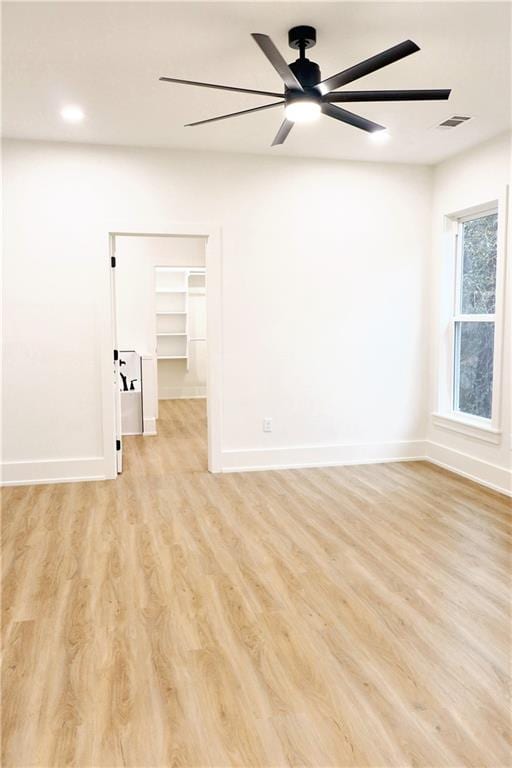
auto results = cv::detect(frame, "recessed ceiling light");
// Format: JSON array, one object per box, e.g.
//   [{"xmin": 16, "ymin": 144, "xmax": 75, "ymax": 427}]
[
  {"xmin": 370, "ymin": 129, "xmax": 390, "ymax": 143},
  {"xmin": 60, "ymin": 105, "xmax": 85, "ymax": 123}
]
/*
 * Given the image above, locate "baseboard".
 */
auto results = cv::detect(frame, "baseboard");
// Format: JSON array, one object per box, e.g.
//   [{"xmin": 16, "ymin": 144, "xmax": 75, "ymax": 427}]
[
  {"xmin": 425, "ymin": 441, "xmax": 512, "ymax": 497},
  {"xmin": 143, "ymin": 417, "xmax": 156, "ymax": 435},
  {"xmin": 4, "ymin": 440, "xmax": 509, "ymax": 497},
  {"xmin": 1, "ymin": 456, "xmax": 107, "ymax": 487},
  {"xmin": 158, "ymin": 386, "xmax": 206, "ymax": 400},
  {"xmin": 221, "ymin": 440, "xmax": 426, "ymax": 473}
]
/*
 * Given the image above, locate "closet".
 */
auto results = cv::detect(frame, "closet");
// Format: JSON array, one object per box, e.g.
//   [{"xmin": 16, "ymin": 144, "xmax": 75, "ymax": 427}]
[{"xmin": 156, "ymin": 267, "xmax": 207, "ymax": 400}]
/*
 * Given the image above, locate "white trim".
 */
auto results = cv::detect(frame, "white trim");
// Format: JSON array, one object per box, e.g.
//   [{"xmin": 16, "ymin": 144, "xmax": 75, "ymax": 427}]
[
  {"xmin": 453, "ymin": 314, "xmax": 495, "ymax": 323},
  {"xmin": 448, "ymin": 200, "xmax": 502, "ymax": 222},
  {"xmin": 490, "ymin": 187, "xmax": 509, "ymax": 432},
  {"xmin": 1, "ymin": 457, "xmax": 107, "ymax": 486},
  {"xmin": 108, "ymin": 234, "xmax": 120, "ymax": 476},
  {"xmin": 143, "ymin": 417, "xmax": 157, "ymax": 435},
  {"xmin": 425, "ymin": 441, "xmax": 512, "ymax": 497},
  {"xmin": 431, "ymin": 412, "xmax": 502, "ymax": 444},
  {"xmin": 2, "ymin": 446, "xmax": 509, "ymax": 499},
  {"xmin": 220, "ymin": 440, "xmax": 426, "ymax": 473},
  {"xmin": 204, "ymin": 230, "xmax": 223, "ymax": 472}
]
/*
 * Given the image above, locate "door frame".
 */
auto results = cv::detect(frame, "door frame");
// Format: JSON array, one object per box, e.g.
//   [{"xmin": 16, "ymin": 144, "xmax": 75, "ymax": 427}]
[{"xmin": 103, "ymin": 222, "xmax": 223, "ymax": 476}]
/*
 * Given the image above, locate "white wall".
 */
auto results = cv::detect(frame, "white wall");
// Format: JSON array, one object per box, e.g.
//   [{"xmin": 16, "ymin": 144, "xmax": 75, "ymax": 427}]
[
  {"xmin": 427, "ymin": 133, "xmax": 511, "ymax": 494},
  {"xmin": 2, "ymin": 138, "xmax": 432, "ymax": 483},
  {"xmin": 115, "ymin": 235, "xmax": 207, "ymax": 401},
  {"xmin": 116, "ymin": 235, "xmax": 205, "ymax": 352}
]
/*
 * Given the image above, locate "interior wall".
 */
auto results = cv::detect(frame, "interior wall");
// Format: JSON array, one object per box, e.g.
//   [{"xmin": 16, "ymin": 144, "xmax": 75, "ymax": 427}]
[
  {"xmin": 426, "ymin": 132, "xmax": 511, "ymax": 494},
  {"xmin": 115, "ymin": 236, "xmax": 207, "ymax": 401},
  {"xmin": 2, "ymin": 138, "xmax": 432, "ymax": 483}
]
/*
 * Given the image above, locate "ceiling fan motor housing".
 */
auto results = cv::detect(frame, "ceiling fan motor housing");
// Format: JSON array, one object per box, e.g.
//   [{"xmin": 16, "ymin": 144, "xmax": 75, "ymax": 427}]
[{"xmin": 289, "ymin": 58, "xmax": 322, "ymax": 90}]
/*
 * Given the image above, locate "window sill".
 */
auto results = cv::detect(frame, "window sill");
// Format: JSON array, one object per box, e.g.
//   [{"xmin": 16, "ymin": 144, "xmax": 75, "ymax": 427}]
[{"xmin": 432, "ymin": 413, "xmax": 502, "ymax": 445}]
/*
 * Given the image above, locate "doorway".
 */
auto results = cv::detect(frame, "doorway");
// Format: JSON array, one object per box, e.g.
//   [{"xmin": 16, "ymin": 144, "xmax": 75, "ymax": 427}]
[{"xmin": 108, "ymin": 229, "xmax": 221, "ymax": 475}]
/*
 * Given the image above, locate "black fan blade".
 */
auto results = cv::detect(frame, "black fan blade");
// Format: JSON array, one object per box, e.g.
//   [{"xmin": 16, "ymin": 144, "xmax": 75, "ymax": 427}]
[
  {"xmin": 185, "ymin": 101, "xmax": 284, "ymax": 127},
  {"xmin": 159, "ymin": 76, "xmax": 282, "ymax": 99},
  {"xmin": 271, "ymin": 119, "xmax": 294, "ymax": 146},
  {"xmin": 251, "ymin": 34, "xmax": 304, "ymax": 92},
  {"xmin": 318, "ymin": 40, "xmax": 420, "ymax": 94},
  {"xmin": 322, "ymin": 102, "xmax": 385, "ymax": 133},
  {"xmin": 325, "ymin": 89, "xmax": 451, "ymax": 102}
]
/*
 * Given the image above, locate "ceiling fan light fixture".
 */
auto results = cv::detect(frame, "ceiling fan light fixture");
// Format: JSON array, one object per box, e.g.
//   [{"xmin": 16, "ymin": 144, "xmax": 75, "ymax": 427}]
[{"xmin": 284, "ymin": 99, "xmax": 321, "ymax": 123}]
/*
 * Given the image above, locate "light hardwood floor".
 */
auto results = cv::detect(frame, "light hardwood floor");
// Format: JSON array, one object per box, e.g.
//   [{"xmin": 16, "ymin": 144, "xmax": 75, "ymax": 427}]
[{"xmin": 2, "ymin": 399, "xmax": 511, "ymax": 767}]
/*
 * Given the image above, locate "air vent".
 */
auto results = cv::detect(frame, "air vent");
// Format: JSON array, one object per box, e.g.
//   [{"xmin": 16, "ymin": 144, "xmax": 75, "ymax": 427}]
[{"xmin": 438, "ymin": 115, "xmax": 472, "ymax": 129}]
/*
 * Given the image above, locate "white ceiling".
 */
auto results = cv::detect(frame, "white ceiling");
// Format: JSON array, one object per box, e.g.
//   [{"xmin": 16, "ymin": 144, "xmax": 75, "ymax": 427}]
[{"xmin": 2, "ymin": 1, "xmax": 510, "ymax": 164}]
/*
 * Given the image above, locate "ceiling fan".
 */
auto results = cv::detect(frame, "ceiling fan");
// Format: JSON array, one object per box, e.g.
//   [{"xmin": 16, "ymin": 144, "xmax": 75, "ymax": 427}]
[{"xmin": 160, "ymin": 26, "xmax": 451, "ymax": 146}]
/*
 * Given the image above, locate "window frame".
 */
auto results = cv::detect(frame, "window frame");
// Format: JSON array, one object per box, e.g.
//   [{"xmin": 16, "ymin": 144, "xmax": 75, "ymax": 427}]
[
  {"xmin": 452, "ymin": 207, "xmax": 497, "ymax": 418},
  {"xmin": 434, "ymin": 193, "xmax": 507, "ymax": 443}
]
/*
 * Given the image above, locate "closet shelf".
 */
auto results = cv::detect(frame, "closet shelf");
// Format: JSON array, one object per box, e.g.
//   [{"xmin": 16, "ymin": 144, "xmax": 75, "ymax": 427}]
[
  {"xmin": 154, "ymin": 267, "xmax": 206, "ymax": 376},
  {"xmin": 156, "ymin": 311, "xmax": 187, "ymax": 316},
  {"xmin": 157, "ymin": 355, "xmax": 187, "ymax": 360}
]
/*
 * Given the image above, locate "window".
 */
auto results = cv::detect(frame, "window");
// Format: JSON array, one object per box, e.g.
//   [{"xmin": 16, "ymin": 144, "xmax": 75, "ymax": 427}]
[
  {"xmin": 434, "ymin": 196, "xmax": 505, "ymax": 443},
  {"xmin": 452, "ymin": 209, "xmax": 498, "ymax": 420}
]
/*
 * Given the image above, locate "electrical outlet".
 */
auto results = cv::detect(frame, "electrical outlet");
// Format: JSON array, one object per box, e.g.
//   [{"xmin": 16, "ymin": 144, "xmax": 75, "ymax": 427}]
[{"xmin": 263, "ymin": 417, "xmax": 273, "ymax": 433}]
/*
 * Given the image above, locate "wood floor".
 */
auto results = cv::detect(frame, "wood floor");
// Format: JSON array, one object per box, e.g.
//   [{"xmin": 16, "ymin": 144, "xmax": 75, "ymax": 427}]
[{"xmin": 2, "ymin": 399, "xmax": 511, "ymax": 767}]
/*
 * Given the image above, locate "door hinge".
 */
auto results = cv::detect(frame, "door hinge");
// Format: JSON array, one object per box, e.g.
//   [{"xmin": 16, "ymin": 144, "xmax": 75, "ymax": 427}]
[
  {"xmin": 111, "ymin": 256, "xmax": 116, "ymax": 268},
  {"xmin": 116, "ymin": 439, "xmax": 121, "ymax": 451},
  {"xmin": 114, "ymin": 349, "xmax": 119, "ymax": 362}
]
